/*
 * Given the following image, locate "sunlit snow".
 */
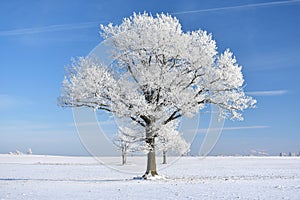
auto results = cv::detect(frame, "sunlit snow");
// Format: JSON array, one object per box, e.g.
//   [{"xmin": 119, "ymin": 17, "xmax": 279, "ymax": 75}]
[{"xmin": 0, "ymin": 154, "xmax": 299, "ymax": 199}]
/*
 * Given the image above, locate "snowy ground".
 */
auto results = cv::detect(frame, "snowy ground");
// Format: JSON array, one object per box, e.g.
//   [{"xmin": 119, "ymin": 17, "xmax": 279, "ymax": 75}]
[{"xmin": 0, "ymin": 154, "xmax": 299, "ymax": 200}]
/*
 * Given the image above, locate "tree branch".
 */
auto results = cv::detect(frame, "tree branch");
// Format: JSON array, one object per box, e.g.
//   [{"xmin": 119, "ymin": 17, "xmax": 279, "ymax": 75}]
[
  {"xmin": 127, "ymin": 64, "xmax": 139, "ymax": 84},
  {"xmin": 164, "ymin": 109, "xmax": 181, "ymax": 125},
  {"xmin": 140, "ymin": 115, "xmax": 151, "ymax": 125},
  {"xmin": 130, "ymin": 116, "xmax": 146, "ymax": 127},
  {"xmin": 61, "ymin": 102, "xmax": 113, "ymax": 113}
]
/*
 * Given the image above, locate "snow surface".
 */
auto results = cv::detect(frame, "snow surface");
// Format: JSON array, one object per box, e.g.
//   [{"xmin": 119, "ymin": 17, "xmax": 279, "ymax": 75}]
[{"xmin": 0, "ymin": 154, "xmax": 299, "ymax": 199}]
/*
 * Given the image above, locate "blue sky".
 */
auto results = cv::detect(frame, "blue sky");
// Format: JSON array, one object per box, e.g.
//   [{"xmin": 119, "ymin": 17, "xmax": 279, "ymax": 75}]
[{"xmin": 0, "ymin": 0, "xmax": 299, "ymax": 156}]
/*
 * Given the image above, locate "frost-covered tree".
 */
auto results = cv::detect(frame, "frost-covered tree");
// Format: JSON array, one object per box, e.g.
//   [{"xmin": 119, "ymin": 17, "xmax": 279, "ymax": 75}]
[
  {"xmin": 155, "ymin": 120, "xmax": 190, "ymax": 164},
  {"xmin": 27, "ymin": 148, "xmax": 32, "ymax": 155},
  {"xmin": 59, "ymin": 13, "xmax": 256, "ymax": 178},
  {"xmin": 113, "ymin": 126, "xmax": 145, "ymax": 165}
]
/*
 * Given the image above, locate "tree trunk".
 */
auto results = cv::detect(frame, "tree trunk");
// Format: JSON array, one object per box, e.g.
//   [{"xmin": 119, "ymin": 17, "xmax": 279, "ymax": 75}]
[
  {"xmin": 162, "ymin": 150, "xmax": 167, "ymax": 164},
  {"xmin": 143, "ymin": 137, "xmax": 158, "ymax": 178},
  {"xmin": 122, "ymin": 151, "xmax": 126, "ymax": 165}
]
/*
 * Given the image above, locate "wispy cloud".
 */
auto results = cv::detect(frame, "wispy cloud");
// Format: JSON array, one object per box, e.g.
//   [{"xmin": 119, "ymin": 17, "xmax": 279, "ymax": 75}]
[
  {"xmin": 0, "ymin": 94, "xmax": 32, "ymax": 110},
  {"xmin": 69, "ymin": 122, "xmax": 98, "ymax": 127},
  {"xmin": 0, "ymin": 123, "xmax": 50, "ymax": 131},
  {"xmin": 196, "ymin": 125, "xmax": 269, "ymax": 134},
  {"xmin": 172, "ymin": 0, "xmax": 300, "ymax": 15},
  {"xmin": 246, "ymin": 90, "xmax": 288, "ymax": 96},
  {"xmin": 0, "ymin": 21, "xmax": 104, "ymax": 36},
  {"xmin": 68, "ymin": 120, "xmax": 116, "ymax": 127},
  {"xmin": 0, "ymin": 120, "xmax": 73, "ymax": 133},
  {"xmin": 220, "ymin": 125, "xmax": 269, "ymax": 131}
]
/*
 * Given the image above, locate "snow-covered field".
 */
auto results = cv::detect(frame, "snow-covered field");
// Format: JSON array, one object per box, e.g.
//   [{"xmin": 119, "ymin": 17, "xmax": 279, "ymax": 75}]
[{"xmin": 0, "ymin": 154, "xmax": 299, "ymax": 200}]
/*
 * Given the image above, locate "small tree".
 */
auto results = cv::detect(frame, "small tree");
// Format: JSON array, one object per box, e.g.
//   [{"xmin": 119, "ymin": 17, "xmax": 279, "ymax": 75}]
[
  {"xmin": 59, "ymin": 13, "xmax": 256, "ymax": 178},
  {"xmin": 155, "ymin": 120, "xmax": 190, "ymax": 164},
  {"xmin": 113, "ymin": 126, "xmax": 145, "ymax": 165},
  {"xmin": 27, "ymin": 148, "xmax": 32, "ymax": 155}
]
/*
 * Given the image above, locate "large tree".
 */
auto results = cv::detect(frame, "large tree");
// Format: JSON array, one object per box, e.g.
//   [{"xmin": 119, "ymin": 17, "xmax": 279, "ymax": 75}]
[{"xmin": 59, "ymin": 13, "xmax": 256, "ymax": 178}]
